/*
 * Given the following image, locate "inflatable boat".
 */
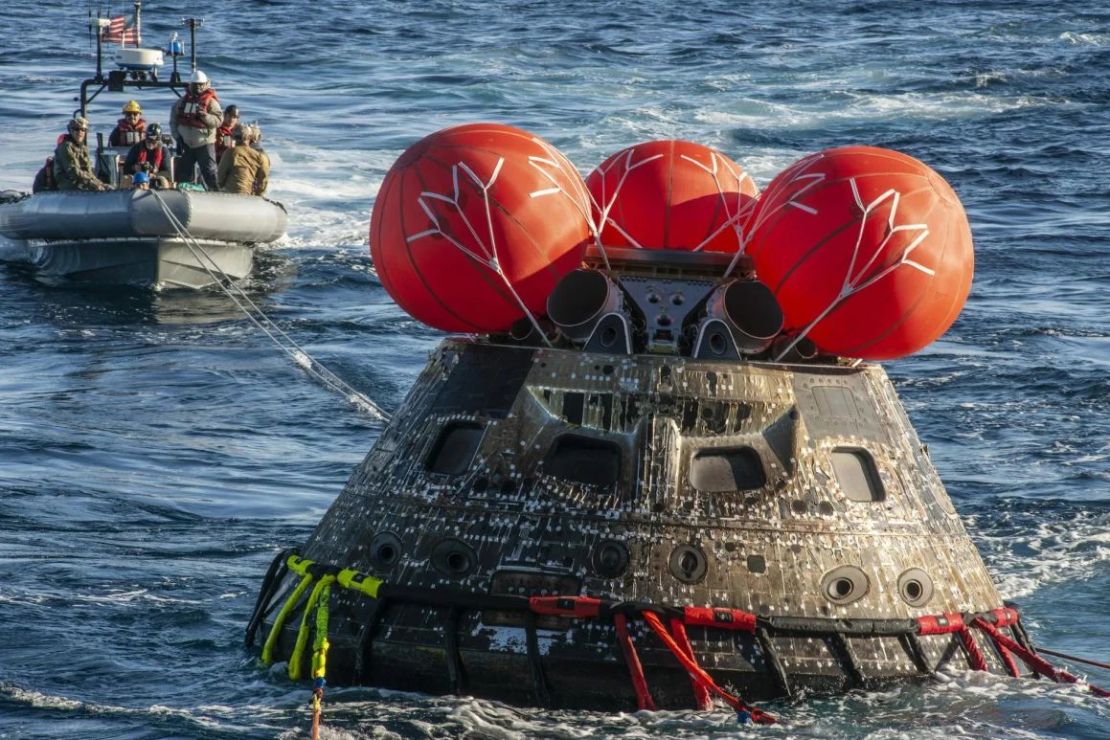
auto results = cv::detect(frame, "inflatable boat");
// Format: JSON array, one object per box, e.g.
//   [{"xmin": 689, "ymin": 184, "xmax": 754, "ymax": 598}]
[
  {"xmin": 0, "ymin": 3, "xmax": 287, "ymax": 290},
  {"xmin": 0, "ymin": 189, "xmax": 286, "ymax": 289}
]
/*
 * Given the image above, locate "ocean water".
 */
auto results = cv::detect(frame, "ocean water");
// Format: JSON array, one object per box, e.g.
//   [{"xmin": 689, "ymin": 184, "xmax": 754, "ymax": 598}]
[{"xmin": 1, "ymin": 1, "xmax": 1108, "ymax": 737}]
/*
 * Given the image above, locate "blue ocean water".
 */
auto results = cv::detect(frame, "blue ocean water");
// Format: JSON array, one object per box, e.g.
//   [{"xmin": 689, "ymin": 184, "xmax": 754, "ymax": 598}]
[{"xmin": 1, "ymin": 1, "xmax": 1107, "ymax": 737}]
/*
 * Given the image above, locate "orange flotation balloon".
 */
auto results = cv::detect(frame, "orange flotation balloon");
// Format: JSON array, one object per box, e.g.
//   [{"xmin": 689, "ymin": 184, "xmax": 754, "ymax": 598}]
[
  {"xmin": 746, "ymin": 146, "xmax": 974, "ymax": 360},
  {"xmin": 370, "ymin": 123, "xmax": 592, "ymax": 333},
  {"xmin": 586, "ymin": 140, "xmax": 759, "ymax": 253}
]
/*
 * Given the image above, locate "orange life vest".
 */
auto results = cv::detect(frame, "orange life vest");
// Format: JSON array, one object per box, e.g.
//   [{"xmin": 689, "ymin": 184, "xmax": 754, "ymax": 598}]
[
  {"xmin": 216, "ymin": 125, "xmax": 237, "ymax": 158},
  {"xmin": 179, "ymin": 88, "xmax": 218, "ymax": 129},
  {"xmin": 111, "ymin": 117, "xmax": 146, "ymax": 146}
]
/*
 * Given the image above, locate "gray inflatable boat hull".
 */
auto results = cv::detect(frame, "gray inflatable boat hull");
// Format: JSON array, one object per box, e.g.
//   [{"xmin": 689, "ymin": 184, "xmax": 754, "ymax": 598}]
[
  {"xmin": 0, "ymin": 189, "xmax": 286, "ymax": 289},
  {"xmin": 29, "ymin": 237, "xmax": 253, "ymax": 289}
]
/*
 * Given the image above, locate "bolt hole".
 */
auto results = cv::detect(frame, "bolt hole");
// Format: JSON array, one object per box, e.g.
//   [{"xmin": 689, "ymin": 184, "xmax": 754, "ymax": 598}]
[
  {"xmin": 671, "ymin": 293, "xmax": 684, "ymax": 306},
  {"xmin": 376, "ymin": 545, "xmax": 396, "ymax": 564},
  {"xmin": 709, "ymin": 332, "xmax": 726, "ymax": 355},
  {"xmin": 833, "ymin": 578, "xmax": 853, "ymax": 598},
  {"xmin": 600, "ymin": 326, "xmax": 618, "ymax": 347}
]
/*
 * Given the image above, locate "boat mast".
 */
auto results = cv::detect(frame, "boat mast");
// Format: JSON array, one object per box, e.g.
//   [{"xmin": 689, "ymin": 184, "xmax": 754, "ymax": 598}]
[
  {"xmin": 183, "ymin": 17, "xmax": 204, "ymax": 73},
  {"xmin": 133, "ymin": 0, "xmax": 143, "ymax": 48}
]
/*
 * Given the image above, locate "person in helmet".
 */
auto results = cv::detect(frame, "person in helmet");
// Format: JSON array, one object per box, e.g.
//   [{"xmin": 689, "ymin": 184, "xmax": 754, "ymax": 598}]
[
  {"xmin": 109, "ymin": 100, "xmax": 147, "ymax": 147},
  {"xmin": 169, "ymin": 69, "xmax": 223, "ymax": 190},
  {"xmin": 216, "ymin": 104, "xmax": 239, "ymax": 163},
  {"xmin": 131, "ymin": 170, "xmax": 151, "ymax": 190},
  {"xmin": 216, "ymin": 123, "xmax": 269, "ymax": 196},
  {"xmin": 123, "ymin": 122, "xmax": 172, "ymax": 188},
  {"xmin": 53, "ymin": 117, "xmax": 109, "ymax": 192}
]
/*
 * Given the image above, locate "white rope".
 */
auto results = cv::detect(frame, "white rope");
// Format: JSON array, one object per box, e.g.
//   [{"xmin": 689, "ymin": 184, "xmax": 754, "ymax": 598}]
[{"xmin": 150, "ymin": 190, "xmax": 391, "ymax": 422}]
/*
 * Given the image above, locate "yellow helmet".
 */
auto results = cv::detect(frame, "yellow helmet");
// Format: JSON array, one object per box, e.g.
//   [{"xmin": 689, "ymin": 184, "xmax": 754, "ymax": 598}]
[{"xmin": 122, "ymin": 100, "xmax": 142, "ymax": 114}]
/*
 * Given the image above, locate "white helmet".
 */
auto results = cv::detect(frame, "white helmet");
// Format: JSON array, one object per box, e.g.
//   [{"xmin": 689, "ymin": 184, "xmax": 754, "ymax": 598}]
[{"xmin": 189, "ymin": 69, "xmax": 209, "ymax": 85}]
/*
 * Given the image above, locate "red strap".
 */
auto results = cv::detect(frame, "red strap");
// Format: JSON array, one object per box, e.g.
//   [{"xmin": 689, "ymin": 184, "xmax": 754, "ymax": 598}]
[
  {"xmin": 989, "ymin": 607, "xmax": 1020, "ymax": 628},
  {"xmin": 613, "ymin": 613, "xmax": 655, "ymax": 711},
  {"xmin": 916, "ymin": 612, "xmax": 965, "ymax": 636},
  {"xmin": 529, "ymin": 596, "xmax": 601, "ymax": 619},
  {"xmin": 669, "ymin": 617, "xmax": 711, "ymax": 710},
  {"xmin": 958, "ymin": 626, "xmax": 989, "ymax": 671},
  {"xmin": 994, "ymin": 636, "xmax": 1022, "ymax": 678},
  {"xmin": 683, "ymin": 606, "xmax": 757, "ymax": 632},
  {"xmin": 973, "ymin": 618, "xmax": 1059, "ymax": 678},
  {"xmin": 642, "ymin": 611, "xmax": 776, "ymax": 724}
]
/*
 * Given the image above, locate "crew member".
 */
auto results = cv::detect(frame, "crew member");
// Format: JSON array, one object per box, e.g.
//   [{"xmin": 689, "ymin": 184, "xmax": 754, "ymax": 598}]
[
  {"xmin": 169, "ymin": 69, "xmax": 222, "ymax": 190},
  {"xmin": 250, "ymin": 123, "xmax": 270, "ymax": 196},
  {"xmin": 53, "ymin": 117, "xmax": 109, "ymax": 191},
  {"xmin": 131, "ymin": 170, "xmax": 151, "ymax": 190},
  {"xmin": 123, "ymin": 123, "xmax": 172, "ymax": 188},
  {"xmin": 216, "ymin": 104, "xmax": 239, "ymax": 162},
  {"xmin": 109, "ymin": 100, "xmax": 147, "ymax": 147},
  {"xmin": 217, "ymin": 124, "xmax": 269, "ymax": 195}
]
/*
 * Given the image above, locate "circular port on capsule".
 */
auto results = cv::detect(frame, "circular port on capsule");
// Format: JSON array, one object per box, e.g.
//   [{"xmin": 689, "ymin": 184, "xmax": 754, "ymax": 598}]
[
  {"xmin": 592, "ymin": 540, "xmax": 629, "ymax": 578},
  {"xmin": 431, "ymin": 538, "xmax": 477, "ymax": 578},
  {"xmin": 669, "ymin": 544, "xmax": 708, "ymax": 584},
  {"xmin": 820, "ymin": 565, "xmax": 870, "ymax": 605},
  {"xmin": 369, "ymin": 532, "xmax": 402, "ymax": 569},
  {"xmin": 897, "ymin": 568, "xmax": 934, "ymax": 607}
]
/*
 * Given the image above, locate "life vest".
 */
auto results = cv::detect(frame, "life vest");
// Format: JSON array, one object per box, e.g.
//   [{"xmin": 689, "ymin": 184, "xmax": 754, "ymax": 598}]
[
  {"xmin": 112, "ymin": 117, "xmax": 146, "ymax": 146},
  {"xmin": 33, "ymin": 156, "xmax": 57, "ymax": 192},
  {"xmin": 178, "ymin": 88, "xmax": 218, "ymax": 129},
  {"xmin": 135, "ymin": 144, "xmax": 165, "ymax": 172},
  {"xmin": 216, "ymin": 125, "xmax": 236, "ymax": 157}
]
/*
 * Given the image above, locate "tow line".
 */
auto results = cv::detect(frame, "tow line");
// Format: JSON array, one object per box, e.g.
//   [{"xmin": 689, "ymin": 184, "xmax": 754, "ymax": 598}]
[{"xmin": 151, "ymin": 190, "xmax": 390, "ymax": 422}]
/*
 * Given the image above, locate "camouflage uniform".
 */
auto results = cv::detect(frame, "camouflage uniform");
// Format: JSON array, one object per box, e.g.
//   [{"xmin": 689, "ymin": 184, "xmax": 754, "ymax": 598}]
[{"xmin": 52, "ymin": 136, "xmax": 105, "ymax": 191}]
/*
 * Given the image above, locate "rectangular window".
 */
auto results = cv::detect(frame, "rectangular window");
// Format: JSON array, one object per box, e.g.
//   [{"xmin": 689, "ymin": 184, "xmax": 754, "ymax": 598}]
[
  {"xmin": 688, "ymin": 447, "xmax": 766, "ymax": 492},
  {"xmin": 426, "ymin": 421, "xmax": 484, "ymax": 476},
  {"xmin": 543, "ymin": 434, "xmax": 621, "ymax": 486},
  {"xmin": 831, "ymin": 448, "xmax": 885, "ymax": 502}
]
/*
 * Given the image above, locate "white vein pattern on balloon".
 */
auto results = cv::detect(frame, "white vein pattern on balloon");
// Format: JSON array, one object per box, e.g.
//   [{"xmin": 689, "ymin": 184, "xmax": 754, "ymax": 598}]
[
  {"xmin": 724, "ymin": 151, "xmax": 829, "ymax": 280},
  {"xmin": 768, "ymin": 166, "xmax": 935, "ymax": 360},
  {"xmin": 406, "ymin": 143, "xmax": 589, "ymax": 342},
  {"xmin": 588, "ymin": 147, "xmax": 755, "ymax": 253}
]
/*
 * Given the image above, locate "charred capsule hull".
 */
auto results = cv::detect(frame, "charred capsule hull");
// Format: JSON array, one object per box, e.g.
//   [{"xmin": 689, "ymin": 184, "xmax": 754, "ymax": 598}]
[{"xmin": 256, "ymin": 339, "xmax": 1019, "ymax": 709}]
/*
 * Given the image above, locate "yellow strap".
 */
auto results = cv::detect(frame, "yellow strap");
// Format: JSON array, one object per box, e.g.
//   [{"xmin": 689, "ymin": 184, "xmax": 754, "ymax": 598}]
[
  {"xmin": 311, "ymin": 582, "xmax": 332, "ymax": 680},
  {"xmin": 286, "ymin": 554, "xmax": 315, "ymax": 577},
  {"xmin": 336, "ymin": 567, "xmax": 383, "ymax": 599},
  {"xmin": 261, "ymin": 569, "xmax": 315, "ymax": 665},
  {"xmin": 289, "ymin": 574, "xmax": 336, "ymax": 680}
]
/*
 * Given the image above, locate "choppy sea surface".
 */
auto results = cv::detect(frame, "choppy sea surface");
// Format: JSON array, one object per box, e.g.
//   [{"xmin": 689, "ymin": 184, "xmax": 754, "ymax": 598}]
[{"xmin": 1, "ymin": 1, "xmax": 1107, "ymax": 737}]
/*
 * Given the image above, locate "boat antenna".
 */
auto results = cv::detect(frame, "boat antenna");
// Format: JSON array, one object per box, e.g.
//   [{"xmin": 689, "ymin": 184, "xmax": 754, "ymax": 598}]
[
  {"xmin": 182, "ymin": 17, "xmax": 204, "ymax": 72},
  {"xmin": 132, "ymin": 0, "xmax": 143, "ymax": 48}
]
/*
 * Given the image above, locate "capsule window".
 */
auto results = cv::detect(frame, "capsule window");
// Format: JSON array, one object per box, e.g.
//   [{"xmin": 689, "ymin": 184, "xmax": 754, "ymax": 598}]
[
  {"xmin": 688, "ymin": 447, "xmax": 766, "ymax": 492},
  {"xmin": 831, "ymin": 447, "xmax": 885, "ymax": 502},
  {"xmin": 426, "ymin": 421, "xmax": 484, "ymax": 476},
  {"xmin": 543, "ymin": 434, "xmax": 621, "ymax": 486}
]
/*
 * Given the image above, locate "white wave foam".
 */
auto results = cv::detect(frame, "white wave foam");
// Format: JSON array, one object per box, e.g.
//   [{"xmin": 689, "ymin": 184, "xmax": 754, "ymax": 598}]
[
  {"xmin": 1059, "ymin": 31, "xmax": 1107, "ymax": 46},
  {"xmin": 970, "ymin": 509, "xmax": 1110, "ymax": 599}
]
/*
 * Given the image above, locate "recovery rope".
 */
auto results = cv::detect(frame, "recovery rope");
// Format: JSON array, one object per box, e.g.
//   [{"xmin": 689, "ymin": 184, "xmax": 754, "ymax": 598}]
[
  {"xmin": 149, "ymin": 190, "xmax": 391, "ymax": 422},
  {"xmin": 256, "ymin": 553, "xmax": 1110, "ymax": 734}
]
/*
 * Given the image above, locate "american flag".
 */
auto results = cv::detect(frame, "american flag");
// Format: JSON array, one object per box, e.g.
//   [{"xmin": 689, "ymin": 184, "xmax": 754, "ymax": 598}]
[{"xmin": 104, "ymin": 14, "xmax": 140, "ymax": 46}]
